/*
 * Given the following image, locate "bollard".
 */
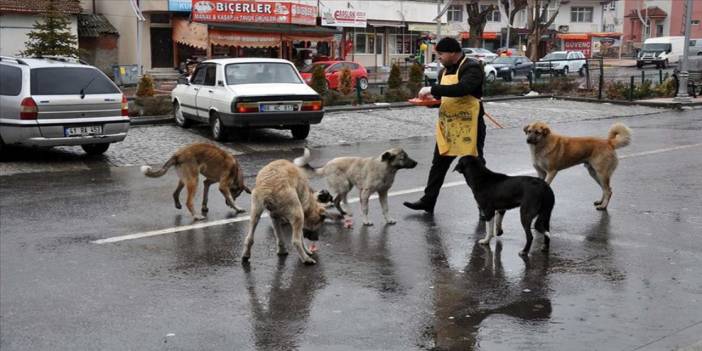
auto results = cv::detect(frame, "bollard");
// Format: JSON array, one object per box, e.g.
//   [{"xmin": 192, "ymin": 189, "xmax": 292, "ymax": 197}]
[
  {"xmin": 641, "ymin": 70, "xmax": 645, "ymax": 85},
  {"xmin": 659, "ymin": 69, "xmax": 663, "ymax": 84},
  {"xmin": 598, "ymin": 57, "xmax": 604, "ymax": 100},
  {"xmin": 586, "ymin": 61, "xmax": 591, "ymax": 90},
  {"xmin": 629, "ymin": 76, "xmax": 635, "ymax": 101}
]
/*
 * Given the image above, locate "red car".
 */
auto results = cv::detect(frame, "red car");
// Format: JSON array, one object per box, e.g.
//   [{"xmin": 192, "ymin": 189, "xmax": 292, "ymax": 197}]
[{"xmin": 300, "ymin": 61, "xmax": 369, "ymax": 91}]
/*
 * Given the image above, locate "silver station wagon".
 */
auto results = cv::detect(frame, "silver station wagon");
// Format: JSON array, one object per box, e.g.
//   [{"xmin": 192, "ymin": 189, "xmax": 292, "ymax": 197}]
[
  {"xmin": 0, "ymin": 56, "xmax": 129, "ymax": 155},
  {"xmin": 171, "ymin": 58, "xmax": 324, "ymax": 141}
]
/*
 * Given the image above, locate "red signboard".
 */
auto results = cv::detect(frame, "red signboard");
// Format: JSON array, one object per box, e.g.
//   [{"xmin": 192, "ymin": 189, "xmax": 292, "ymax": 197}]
[
  {"xmin": 191, "ymin": 1, "xmax": 316, "ymax": 25},
  {"xmin": 290, "ymin": 3, "xmax": 316, "ymax": 25},
  {"xmin": 564, "ymin": 39, "xmax": 592, "ymax": 58}
]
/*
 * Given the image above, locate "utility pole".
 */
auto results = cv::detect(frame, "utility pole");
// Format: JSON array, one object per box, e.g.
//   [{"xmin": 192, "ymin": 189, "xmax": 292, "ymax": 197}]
[{"xmin": 674, "ymin": 0, "xmax": 693, "ymax": 102}]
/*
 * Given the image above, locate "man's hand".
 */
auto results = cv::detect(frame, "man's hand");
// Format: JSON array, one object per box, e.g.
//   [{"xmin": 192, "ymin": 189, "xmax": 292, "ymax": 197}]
[{"xmin": 418, "ymin": 86, "xmax": 433, "ymax": 99}]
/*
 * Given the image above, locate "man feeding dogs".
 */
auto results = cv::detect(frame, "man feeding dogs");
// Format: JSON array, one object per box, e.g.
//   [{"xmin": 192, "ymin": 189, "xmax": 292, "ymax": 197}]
[{"xmin": 403, "ymin": 37, "xmax": 487, "ymax": 216}]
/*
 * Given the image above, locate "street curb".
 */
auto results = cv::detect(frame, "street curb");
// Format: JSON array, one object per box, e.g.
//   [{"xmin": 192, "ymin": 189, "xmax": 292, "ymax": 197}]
[
  {"xmin": 553, "ymin": 96, "xmax": 702, "ymax": 109},
  {"xmin": 129, "ymin": 115, "xmax": 174, "ymax": 126}
]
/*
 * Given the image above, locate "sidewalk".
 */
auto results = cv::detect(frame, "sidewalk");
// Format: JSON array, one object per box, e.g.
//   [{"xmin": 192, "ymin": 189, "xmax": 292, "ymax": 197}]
[{"xmin": 602, "ymin": 58, "xmax": 637, "ymax": 67}]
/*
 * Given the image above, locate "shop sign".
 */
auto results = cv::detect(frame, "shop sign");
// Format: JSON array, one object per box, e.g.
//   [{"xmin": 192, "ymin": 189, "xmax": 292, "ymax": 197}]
[
  {"xmin": 564, "ymin": 39, "xmax": 591, "ymax": 58},
  {"xmin": 321, "ymin": 8, "xmax": 366, "ymax": 28},
  {"xmin": 168, "ymin": 0, "xmax": 191, "ymax": 12},
  {"xmin": 290, "ymin": 3, "xmax": 317, "ymax": 26},
  {"xmin": 192, "ymin": 1, "xmax": 317, "ymax": 25}
]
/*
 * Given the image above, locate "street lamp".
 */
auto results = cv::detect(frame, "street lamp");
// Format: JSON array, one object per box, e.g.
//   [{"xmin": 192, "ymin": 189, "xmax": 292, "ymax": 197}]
[{"xmin": 674, "ymin": 0, "xmax": 694, "ymax": 102}]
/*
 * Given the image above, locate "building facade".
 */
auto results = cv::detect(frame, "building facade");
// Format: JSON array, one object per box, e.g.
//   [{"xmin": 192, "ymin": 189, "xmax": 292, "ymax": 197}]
[{"xmin": 622, "ymin": 0, "xmax": 702, "ymax": 54}]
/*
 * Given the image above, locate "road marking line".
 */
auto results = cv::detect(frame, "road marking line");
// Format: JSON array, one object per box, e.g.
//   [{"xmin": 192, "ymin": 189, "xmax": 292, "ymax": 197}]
[{"xmin": 92, "ymin": 143, "xmax": 702, "ymax": 244}]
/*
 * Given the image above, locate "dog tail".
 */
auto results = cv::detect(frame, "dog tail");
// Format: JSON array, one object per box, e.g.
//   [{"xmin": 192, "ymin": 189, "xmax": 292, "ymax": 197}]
[
  {"xmin": 293, "ymin": 148, "xmax": 324, "ymax": 176},
  {"xmin": 608, "ymin": 123, "xmax": 632, "ymax": 149},
  {"xmin": 141, "ymin": 156, "xmax": 177, "ymax": 178},
  {"xmin": 534, "ymin": 186, "xmax": 555, "ymax": 234}
]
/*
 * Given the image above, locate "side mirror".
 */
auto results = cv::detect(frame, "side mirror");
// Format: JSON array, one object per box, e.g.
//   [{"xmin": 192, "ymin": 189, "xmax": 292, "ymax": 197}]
[{"xmin": 177, "ymin": 76, "xmax": 190, "ymax": 85}]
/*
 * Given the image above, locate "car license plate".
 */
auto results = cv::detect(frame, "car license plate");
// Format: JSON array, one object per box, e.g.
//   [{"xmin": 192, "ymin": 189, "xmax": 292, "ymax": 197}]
[
  {"xmin": 262, "ymin": 104, "xmax": 294, "ymax": 112},
  {"xmin": 65, "ymin": 125, "xmax": 103, "ymax": 137}
]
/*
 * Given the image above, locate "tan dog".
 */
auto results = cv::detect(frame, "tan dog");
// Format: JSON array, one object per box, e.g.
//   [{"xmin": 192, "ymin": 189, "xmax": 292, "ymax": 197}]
[
  {"xmin": 524, "ymin": 121, "xmax": 632, "ymax": 210},
  {"xmin": 141, "ymin": 143, "xmax": 250, "ymax": 220},
  {"xmin": 242, "ymin": 160, "xmax": 331, "ymax": 265},
  {"xmin": 294, "ymin": 147, "xmax": 417, "ymax": 226}
]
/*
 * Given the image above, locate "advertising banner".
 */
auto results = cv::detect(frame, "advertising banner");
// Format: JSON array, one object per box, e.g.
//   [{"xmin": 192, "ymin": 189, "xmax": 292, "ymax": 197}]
[
  {"xmin": 564, "ymin": 40, "xmax": 592, "ymax": 58},
  {"xmin": 191, "ymin": 1, "xmax": 317, "ymax": 25},
  {"xmin": 321, "ymin": 8, "xmax": 366, "ymax": 28},
  {"xmin": 168, "ymin": 0, "xmax": 191, "ymax": 12}
]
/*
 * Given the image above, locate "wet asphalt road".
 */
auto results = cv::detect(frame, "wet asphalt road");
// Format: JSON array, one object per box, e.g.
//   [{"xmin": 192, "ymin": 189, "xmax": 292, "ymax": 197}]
[{"xmin": 1, "ymin": 110, "xmax": 702, "ymax": 350}]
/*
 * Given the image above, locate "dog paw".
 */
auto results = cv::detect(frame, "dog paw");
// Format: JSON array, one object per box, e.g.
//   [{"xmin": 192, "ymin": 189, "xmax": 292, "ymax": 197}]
[
  {"xmin": 363, "ymin": 221, "xmax": 374, "ymax": 226},
  {"xmin": 175, "ymin": 203, "xmax": 182, "ymax": 210},
  {"xmin": 302, "ymin": 257, "xmax": 317, "ymax": 265},
  {"xmin": 194, "ymin": 215, "xmax": 206, "ymax": 221},
  {"xmin": 478, "ymin": 239, "xmax": 490, "ymax": 245},
  {"xmin": 595, "ymin": 205, "xmax": 608, "ymax": 211},
  {"xmin": 496, "ymin": 229, "xmax": 504, "ymax": 236},
  {"xmin": 201, "ymin": 207, "xmax": 209, "ymax": 213},
  {"xmin": 385, "ymin": 218, "xmax": 397, "ymax": 225},
  {"xmin": 234, "ymin": 207, "xmax": 246, "ymax": 213},
  {"xmin": 518, "ymin": 250, "xmax": 529, "ymax": 257},
  {"xmin": 594, "ymin": 200, "xmax": 603, "ymax": 206}
]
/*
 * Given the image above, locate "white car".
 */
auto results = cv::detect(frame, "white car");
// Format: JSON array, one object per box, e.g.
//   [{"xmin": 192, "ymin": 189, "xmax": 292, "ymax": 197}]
[
  {"xmin": 462, "ymin": 48, "xmax": 498, "ymax": 62},
  {"xmin": 171, "ymin": 58, "xmax": 324, "ymax": 141},
  {"xmin": 424, "ymin": 61, "xmax": 497, "ymax": 83},
  {"xmin": 534, "ymin": 51, "xmax": 587, "ymax": 77}
]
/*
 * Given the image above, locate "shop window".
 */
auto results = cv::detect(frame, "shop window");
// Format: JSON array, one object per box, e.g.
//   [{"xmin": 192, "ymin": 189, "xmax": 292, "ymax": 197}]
[
  {"xmin": 571, "ymin": 7, "xmax": 593, "ymax": 23},
  {"xmin": 389, "ymin": 33, "xmax": 418, "ymax": 54},
  {"xmin": 480, "ymin": 5, "xmax": 501, "ymax": 22},
  {"xmin": 355, "ymin": 33, "xmax": 380, "ymax": 54},
  {"xmin": 355, "ymin": 33, "xmax": 367, "ymax": 53},
  {"xmin": 447, "ymin": 5, "xmax": 463, "ymax": 22}
]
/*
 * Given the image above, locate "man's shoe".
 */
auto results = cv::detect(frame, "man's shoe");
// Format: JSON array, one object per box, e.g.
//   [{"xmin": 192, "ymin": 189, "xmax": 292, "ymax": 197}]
[{"xmin": 403, "ymin": 200, "xmax": 434, "ymax": 214}]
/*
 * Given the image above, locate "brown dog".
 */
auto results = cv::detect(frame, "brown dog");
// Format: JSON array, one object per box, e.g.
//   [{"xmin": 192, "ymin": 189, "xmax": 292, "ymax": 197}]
[
  {"xmin": 524, "ymin": 121, "xmax": 631, "ymax": 210},
  {"xmin": 141, "ymin": 143, "xmax": 250, "ymax": 220},
  {"xmin": 242, "ymin": 160, "xmax": 331, "ymax": 265}
]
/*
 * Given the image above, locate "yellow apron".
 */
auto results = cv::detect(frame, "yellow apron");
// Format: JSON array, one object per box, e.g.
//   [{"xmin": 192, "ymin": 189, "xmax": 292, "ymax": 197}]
[{"xmin": 436, "ymin": 57, "xmax": 481, "ymax": 157}]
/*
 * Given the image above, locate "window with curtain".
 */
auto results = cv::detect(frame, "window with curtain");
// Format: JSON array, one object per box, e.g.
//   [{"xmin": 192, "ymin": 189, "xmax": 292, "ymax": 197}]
[
  {"xmin": 571, "ymin": 7, "xmax": 593, "ymax": 23},
  {"xmin": 447, "ymin": 4, "xmax": 463, "ymax": 22}
]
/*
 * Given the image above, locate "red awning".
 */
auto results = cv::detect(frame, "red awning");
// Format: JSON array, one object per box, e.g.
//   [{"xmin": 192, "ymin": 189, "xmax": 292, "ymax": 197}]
[
  {"xmin": 172, "ymin": 18, "xmax": 208, "ymax": 49},
  {"xmin": 557, "ymin": 33, "xmax": 590, "ymax": 40},
  {"xmin": 460, "ymin": 32, "xmax": 499, "ymax": 40},
  {"xmin": 209, "ymin": 30, "xmax": 281, "ymax": 48}
]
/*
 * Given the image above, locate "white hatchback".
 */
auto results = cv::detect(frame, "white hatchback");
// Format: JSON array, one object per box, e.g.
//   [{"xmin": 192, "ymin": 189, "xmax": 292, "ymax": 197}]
[{"xmin": 171, "ymin": 58, "xmax": 324, "ymax": 141}]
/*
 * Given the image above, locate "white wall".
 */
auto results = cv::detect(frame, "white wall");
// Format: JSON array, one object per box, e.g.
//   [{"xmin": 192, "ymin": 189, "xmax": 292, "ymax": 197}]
[{"xmin": 0, "ymin": 14, "xmax": 78, "ymax": 57}]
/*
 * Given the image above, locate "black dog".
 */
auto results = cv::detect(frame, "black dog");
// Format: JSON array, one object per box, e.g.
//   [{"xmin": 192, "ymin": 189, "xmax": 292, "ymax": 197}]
[{"xmin": 454, "ymin": 156, "xmax": 555, "ymax": 256}]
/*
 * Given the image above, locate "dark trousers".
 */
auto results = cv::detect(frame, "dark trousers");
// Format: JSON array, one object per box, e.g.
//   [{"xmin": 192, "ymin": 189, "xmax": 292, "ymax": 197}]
[{"xmin": 420, "ymin": 105, "xmax": 486, "ymax": 206}]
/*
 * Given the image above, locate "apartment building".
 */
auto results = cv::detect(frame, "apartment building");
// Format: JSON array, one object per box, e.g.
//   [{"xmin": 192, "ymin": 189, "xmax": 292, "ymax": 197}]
[{"xmin": 622, "ymin": 0, "xmax": 702, "ymax": 54}]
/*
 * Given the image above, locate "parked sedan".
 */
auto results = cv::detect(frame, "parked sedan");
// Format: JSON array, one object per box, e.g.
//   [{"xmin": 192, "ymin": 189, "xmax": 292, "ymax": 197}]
[
  {"xmin": 491, "ymin": 56, "xmax": 534, "ymax": 81},
  {"xmin": 171, "ymin": 58, "xmax": 323, "ymax": 141},
  {"xmin": 300, "ymin": 61, "xmax": 369, "ymax": 90},
  {"xmin": 462, "ymin": 47, "xmax": 498, "ymax": 62},
  {"xmin": 424, "ymin": 61, "xmax": 497, "ymax": 83}
]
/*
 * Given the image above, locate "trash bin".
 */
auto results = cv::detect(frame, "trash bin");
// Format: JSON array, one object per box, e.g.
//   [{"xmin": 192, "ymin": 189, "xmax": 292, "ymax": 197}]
[{"xmin": 112, "ymin": 64, "xmax": 140, "ymax": 86}]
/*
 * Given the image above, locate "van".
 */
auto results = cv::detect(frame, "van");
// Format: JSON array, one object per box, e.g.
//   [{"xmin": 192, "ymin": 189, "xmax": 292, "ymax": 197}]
[
  {"xmin": 689, "ymin": 39, "xmax": 702, "ymax": 56},
  {"xmin": 637, "ymin": 36, "xmax": 685, "ymax": 68}
]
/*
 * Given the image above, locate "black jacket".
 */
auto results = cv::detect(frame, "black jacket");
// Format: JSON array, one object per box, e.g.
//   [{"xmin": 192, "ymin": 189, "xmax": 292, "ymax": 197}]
[{"xmin": 430, "ymin": 55, "xmax": 484, "ymax": 99}]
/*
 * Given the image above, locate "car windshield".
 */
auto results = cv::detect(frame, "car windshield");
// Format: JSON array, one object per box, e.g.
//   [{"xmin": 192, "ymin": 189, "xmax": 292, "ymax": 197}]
[
  {"xmin": 493, "ymin": 57, "xmax": 516, "ymax": 64},
  {"xmin": 299, "ymin": 63, "xmax": 332, "ymax": 73},
  {"xmin": 542, "ymin": 53, "xmax": 567, "ymax": 60},
  {"xmin": 225, "ymin": 63, "xmax": 302, "ymax": 85},
  {"xmin": 642, "ymin": 43, "xmax": 671, "ymax": 52}
]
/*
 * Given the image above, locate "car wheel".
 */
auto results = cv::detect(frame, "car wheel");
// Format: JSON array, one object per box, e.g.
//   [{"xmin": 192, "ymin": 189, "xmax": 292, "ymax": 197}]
[
  {"xmin": 210, "ymin": 112, "xmax": 228, "ymax": 141},
  {"xmin": 562, "ymin": 66, "xmax": 569, "ymax": 76},
  {"xmin": 291, "ymin": 125, "xmax": 310, "ymax": 140},
  {"xmin": 508, "ymin": 70, "xmax": 515, "ymax": 81},
  {"xmin": 82, "ymin": 143, "xmax": 110, "ymax": 155},
  {"xmin": 358, "ymin": 77, "xmax": 369, "ymax": 90},
  {"xmin": 636, "ymin": 62, "xmax": 643, "ymax": 69},
  {"xmin": 173, "ymin": 101, "xmax": 191, "ymax": 128},
  {"xmin": 486, "ymin": 72, "xmax": 496, "ymax": 83}
]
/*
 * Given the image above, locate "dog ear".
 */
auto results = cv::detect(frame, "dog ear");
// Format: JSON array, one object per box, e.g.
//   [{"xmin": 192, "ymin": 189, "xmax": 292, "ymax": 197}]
[
  {"xmin": 541, "ymin": 126, "xmax": 550, "ymax": 136},
  {"xmin": 523, "ymin": 125, "xmax": 530, "ymax": 134},
  {"xmin": 243, "ymin": 186, "xmax": 252, "ymax": 194},
  {"xmin": 381, "ymin": 151, "xmax": 395, "ymax": 162}
]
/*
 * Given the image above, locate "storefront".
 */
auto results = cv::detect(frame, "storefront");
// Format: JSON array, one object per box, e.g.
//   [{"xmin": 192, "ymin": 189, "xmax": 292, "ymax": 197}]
[
  {"xmin": 167, "ymin": 0, "xmax": 340, "ymax": 69},
  {"xmin": 459, "ymin": 31, "xmax": 501, "ymax": 51},
  {"xmin": 557, "ymin": 32, "xmax": 623, "ymax": 59}
]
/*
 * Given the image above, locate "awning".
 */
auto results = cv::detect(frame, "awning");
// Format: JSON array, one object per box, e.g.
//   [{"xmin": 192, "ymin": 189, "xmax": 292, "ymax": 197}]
[
  {"xmin": 460, "ymin": 32, "xmax": 499, "ymax": 40},
  {"xmin": 557, "ymin": 33, "xmax": 590, "ymax": 40},
  {"xmin": 207, "ymin": 22, "xmax": 341, "ymax": 36},
  {"xmin": 591, "ymin": 32, "xmax": 623, "ymax": 38},
  {"xmin": 172, "ymin": 18, "xmax": 208, "ymax": 49},
  {"xmin": 209, "ymin": 30, "xmax": 281, "ymax": 48},
  {"xmin": 283, "ymin": 34, "xmax": 335, "ymax": 42},
  {"xmin": 408, "ymin": 23, "xmax": 450, "ymax": 33},
  {"xmin": 367, "ymin": 20, "xmax": 405, "ymax": 28}
]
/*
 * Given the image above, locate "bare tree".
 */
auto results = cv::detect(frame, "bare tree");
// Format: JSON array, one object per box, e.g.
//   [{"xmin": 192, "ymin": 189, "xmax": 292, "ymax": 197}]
[
  {"xmin": 499, "ymin": 0, "xmax": 528, "ymax": 48},
  {"xmin": 465, "ymin": 1, "xmax": 496, "ymax": 48},
  {"xmin": 525, "ymin": 0, "xmax": 561, "ymax": 61}
]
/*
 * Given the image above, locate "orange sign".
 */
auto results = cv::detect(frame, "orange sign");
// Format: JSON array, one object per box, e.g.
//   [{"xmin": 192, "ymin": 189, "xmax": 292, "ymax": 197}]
[{"xmin": 191, "ymin": 1, "xmax": 316, "ymax": 25}]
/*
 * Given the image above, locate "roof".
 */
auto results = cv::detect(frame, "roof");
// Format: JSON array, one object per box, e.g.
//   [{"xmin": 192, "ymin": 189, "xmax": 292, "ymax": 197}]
[
  {"xmin": 0, "ymin": 56, "xmax": 89, "ymax": 68},
  {"xmin": 78, "ymin": 14, "xmax": 118, "ymax": 37},
  {"xmin": 0, "ymin": 0, "xmax": 81, "ymax": 15},
  {"xmin": 203, "ymin": 58, "xmax": 296, "ymax": 65},
  {"xmin": 625, "ymin": 6, "xmax": 667, "ymax": 19}
]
